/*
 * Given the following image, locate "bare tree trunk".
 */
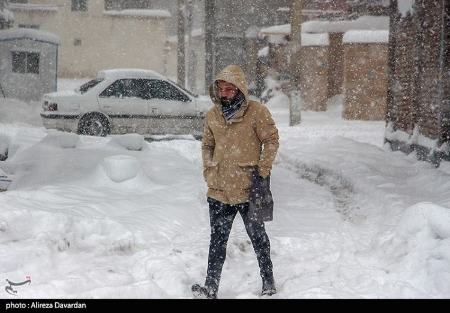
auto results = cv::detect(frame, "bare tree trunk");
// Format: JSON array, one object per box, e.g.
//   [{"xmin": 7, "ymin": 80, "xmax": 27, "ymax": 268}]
[
  {"xmin": 205, "ymin": 0, "xmax": 215, "ymax": 93},
  {"xmin": 386, "ymin": 0, "xmax": 398, "ymax": 127},
  {"xmin": 288, "ymin": 0, "xmax": 303, "ymax": 126},
  {"xmin": 290, "ymin": 0, "xmax": 302, "ymax": 84},
  {"xmin": 177, "ymin": 0, "xmax": 186, "ymax": 87}
]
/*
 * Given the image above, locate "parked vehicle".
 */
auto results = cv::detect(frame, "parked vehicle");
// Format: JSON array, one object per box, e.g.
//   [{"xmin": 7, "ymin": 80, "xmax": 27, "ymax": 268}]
[{"xmin": 41, "ymin": 69, "xmax": 212, "ymax": 138}]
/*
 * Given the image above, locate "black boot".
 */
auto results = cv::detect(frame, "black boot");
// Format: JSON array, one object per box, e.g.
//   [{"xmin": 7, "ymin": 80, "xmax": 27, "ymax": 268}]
[
  {"xmin": 191, "ymin": 284, "xmax": 217, "ymax": 299},
  {"xmin": 261, "ymin": 276, "xmax": 276, "ymax": 296}
]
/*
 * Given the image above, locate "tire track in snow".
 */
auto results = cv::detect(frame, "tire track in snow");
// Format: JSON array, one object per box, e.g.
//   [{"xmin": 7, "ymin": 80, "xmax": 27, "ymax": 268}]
[{"xmin": 277, "ymin": 153, "xmax": 361, "ymax": 222}]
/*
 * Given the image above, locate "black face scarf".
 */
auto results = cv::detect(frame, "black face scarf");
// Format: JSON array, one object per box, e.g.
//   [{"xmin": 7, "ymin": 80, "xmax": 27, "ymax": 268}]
[{"xmin": 221, "ymin": 90, "xmax": 245, "ymax": 121}]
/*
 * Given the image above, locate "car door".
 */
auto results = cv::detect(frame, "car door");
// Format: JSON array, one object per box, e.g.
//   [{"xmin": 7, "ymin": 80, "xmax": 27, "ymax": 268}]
[
  {"xmin": 142, "ymin": 79, "xmax": 198, "ymax": 135},
  {"xmin": 97, "ymin": 79, "xmax": 149, "ymax": 135}
]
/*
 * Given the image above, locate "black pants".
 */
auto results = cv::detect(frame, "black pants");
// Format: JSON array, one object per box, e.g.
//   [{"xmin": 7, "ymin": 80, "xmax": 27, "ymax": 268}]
[{"xmin": 205, "ymin": 197, "xmax": 273, "ymax": 293}]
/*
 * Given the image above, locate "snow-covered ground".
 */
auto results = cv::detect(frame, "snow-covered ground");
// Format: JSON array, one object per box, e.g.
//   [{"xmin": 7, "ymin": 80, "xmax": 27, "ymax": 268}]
[{"xmin": 0, "ymin": 82, "xmax": 449, "ymax": 299}]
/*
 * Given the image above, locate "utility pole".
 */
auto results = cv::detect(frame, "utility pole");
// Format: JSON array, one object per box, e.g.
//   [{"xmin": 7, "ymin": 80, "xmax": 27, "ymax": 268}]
[
  {"xmin": 177, "ymin": 0, "xmax": 186, "ymax": 87},
  {"xmin": 205, "ymin": 0, "xmax": 215, "ymax": 93},
  {"xmin": 288, "ymin": 0, "xmax": 303, "ymax": 126},
  {"xmin": 290, "ymin": 0, "xmax": 303, "ymax": 83},
  {"xmin": 186, "ymin": 0, "xmax": 194, "ymax": 91}
]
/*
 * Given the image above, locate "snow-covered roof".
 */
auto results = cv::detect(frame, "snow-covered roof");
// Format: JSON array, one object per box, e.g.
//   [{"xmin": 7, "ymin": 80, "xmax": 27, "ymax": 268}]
[
  {"xmin": 97, "ymin": 68, "xmax": 166, "ymax": 80},
  {"xmin": 343, "ymin": 30, "xmax": 389, "ymax": 44},
  {"xmin": 301, "ymin": 33, "xmax": 329, "ymax": 46},
  {"xmin": 302, "ymin": 15, "xmax": 389, "ymax": 33},
  {"xmin": 260, "ymin": 24, "xmax": 290, "ymax": 35},
  {"xmin": 9, "ymin": 3, "xmax": 58, "ymax": 12},
  {"xmin": 259, "ymin": 24, "xmax": 290, "ymax": 44},
  {"xmin": 259, "ymin": 16, "xmax": 389, "ymax": 38},
  {"xmin": 0, "ymin": 28, "xmax": 60, "ymax": 44},
  {"xmin": 103, "ymin": 9, "xmax": 171, "ymax": 18}
]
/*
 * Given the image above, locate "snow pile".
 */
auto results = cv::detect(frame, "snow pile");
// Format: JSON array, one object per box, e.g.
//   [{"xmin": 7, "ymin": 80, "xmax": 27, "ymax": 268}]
[
  {"xmin": 0, "ymin": 206, "xmax": 140, "ymax": 256},
  {"xmin": 41, "ymin": 131, "xmax": 79, "ymax": 149},
  {"xmin": 369, "ymin": 202, "xmax": 450, "ymax": 296},
  {"xmin": 385, "ymin": 122, "xmax": 448, "ymax": 156},
  {"xmin": 100, "ymin": 155, "xmax": 141, "ymax": 183},
  {"xmin": 0, "ymin": 98, "xmax": 43, "ymax": 127},
  {"xmin": 110, "ymin": 134, "xmax": 145, "ymax": 151}
]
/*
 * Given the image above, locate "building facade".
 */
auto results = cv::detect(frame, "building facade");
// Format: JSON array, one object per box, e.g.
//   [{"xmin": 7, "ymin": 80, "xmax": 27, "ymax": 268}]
[
  {"xmin": 206, "ymin": 0, "xmax": 291, "ymax": 85},
  {"xmin": 10, "ymin": 0, "xmax": 171, "ymax": 77}
]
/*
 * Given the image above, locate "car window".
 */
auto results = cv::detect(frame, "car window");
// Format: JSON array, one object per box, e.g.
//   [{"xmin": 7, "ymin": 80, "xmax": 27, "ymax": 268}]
[
  {"xmin": 78, "ymin": 78, "xmax": 104, "ymax": 94},
  {"xmin": 143, "ymin": 80, "xmax": 190, "ymax": 102},
  {"xmin": 99, "ymin": 79, "xmax": 146, "ymax": 99}
]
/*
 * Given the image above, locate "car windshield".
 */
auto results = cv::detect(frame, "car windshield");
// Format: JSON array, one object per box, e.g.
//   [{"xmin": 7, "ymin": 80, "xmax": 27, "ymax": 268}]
[
  {"xmin": 168, "ymin": 79, "xmax": 198, "ymax": 98},
  {"xmin": 77, "ymin": 78, "xmax": 104, "ymax": 94}
]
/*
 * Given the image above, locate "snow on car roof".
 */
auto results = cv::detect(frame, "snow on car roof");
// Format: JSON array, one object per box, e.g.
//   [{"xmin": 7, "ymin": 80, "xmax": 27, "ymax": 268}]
[{"xmin": 97, "ymin": 68, "xmax": 166, "ymax": 80}]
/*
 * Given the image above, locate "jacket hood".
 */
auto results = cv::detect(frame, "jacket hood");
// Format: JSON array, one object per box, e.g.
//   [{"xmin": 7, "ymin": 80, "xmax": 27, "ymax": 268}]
[{"xmin": 209, "ymin": 65, "xmax": 249, "ymax": 110}]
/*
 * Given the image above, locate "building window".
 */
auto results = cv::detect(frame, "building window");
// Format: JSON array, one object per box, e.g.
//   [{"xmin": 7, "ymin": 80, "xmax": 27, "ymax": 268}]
[
  {"xmin": 74, "ymin": 38, "xmax": 82, "ymax": 46},
  {"xmin": 18, "ymin": 24, "xmax": 40, "ymax": 29},
  {"xmin": 11, "ymin": 51, "xmax": 40, "ymax": 74},
  {"xmin": 104, "ymin": 0, "xmax": 119, "ymax": 10},
  {"xmin": 72, "ymin": 0, "xmax": 88, "ymax": 11}
]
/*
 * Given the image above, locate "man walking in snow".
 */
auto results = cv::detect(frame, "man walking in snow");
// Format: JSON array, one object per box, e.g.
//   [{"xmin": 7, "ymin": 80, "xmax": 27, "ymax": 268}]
[{"xmin": 192, "ymin": 64, "xmax": 279, "ymax": 299}]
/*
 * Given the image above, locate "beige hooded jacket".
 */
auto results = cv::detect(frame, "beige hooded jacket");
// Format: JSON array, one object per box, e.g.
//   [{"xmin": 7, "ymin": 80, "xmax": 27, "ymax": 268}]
[{"xmin": 202, "ymin": 65, "xmax": 279, "ymax": 204}]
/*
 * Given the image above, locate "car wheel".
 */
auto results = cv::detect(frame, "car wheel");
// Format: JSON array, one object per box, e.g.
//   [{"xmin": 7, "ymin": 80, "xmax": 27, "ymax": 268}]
[{"xmin": 78, "ymin": 113, "xmax": 110, "ymax": 137}]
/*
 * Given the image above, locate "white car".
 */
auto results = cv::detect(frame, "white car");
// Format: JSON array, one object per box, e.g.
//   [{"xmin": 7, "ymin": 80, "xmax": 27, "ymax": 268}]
[{"xmin": 41, "ymin": 69, "xmax": 212, "ymax": 138}]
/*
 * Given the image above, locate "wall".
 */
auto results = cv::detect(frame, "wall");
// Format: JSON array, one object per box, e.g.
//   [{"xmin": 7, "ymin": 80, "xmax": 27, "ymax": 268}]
[
  {"xmin": 343, "ymin": 42, "xmax": 388, "ymax": 120},
  {"xmin": 299, "ymin": 45, "xmax": 329, "ymax": 111},
  {"xmin": 327, "ymin": 33, "xmax": 344, "ymax": 99},
  {"xmin": 11, "ymin": 0, "xmax": 170, "ymax": 78}
]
